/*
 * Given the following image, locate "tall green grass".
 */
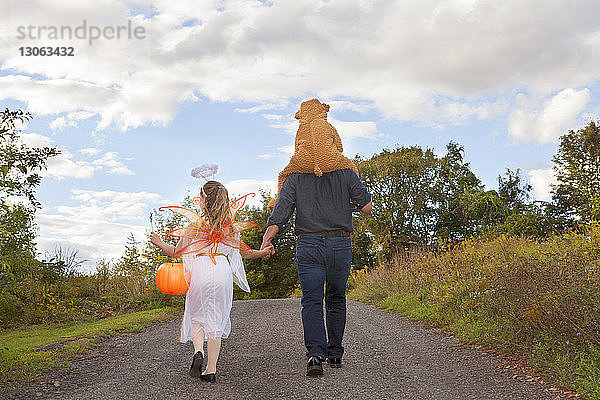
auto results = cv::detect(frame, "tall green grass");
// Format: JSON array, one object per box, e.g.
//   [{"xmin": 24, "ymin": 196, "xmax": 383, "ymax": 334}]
[{"xmin": 349, "ymin": 225, "xmax": 600, "ymax": 399}]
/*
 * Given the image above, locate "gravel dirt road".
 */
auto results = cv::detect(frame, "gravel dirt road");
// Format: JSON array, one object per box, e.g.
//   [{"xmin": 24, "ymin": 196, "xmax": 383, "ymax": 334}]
[{"xmin": 9, "ymin": 299, "xmax": 570, "ymax": 399}]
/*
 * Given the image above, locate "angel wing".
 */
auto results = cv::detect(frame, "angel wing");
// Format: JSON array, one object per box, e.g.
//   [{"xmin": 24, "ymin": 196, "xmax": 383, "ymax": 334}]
[
  {"xmin": 176, "ymin": 237, "xmax": 213, "ymax": 256},
  {"xmin": 158, "ymin": 205, "xmax": 210, "ymax": 230},
  {"xmin": 159, "ymin": 193, "xmax": 260, "ymax": 264},
  {"xmin": 222, "ymin": 193, "xmax": 255, "ymax": 226}
]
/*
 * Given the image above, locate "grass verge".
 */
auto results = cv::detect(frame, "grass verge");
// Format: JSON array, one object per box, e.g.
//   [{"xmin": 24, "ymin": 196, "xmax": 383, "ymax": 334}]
[
  {"xmin": 0, "ymin": 306, "xmax": 181, "ymax": 392},
  {"xmin": 348, "ymin": 229, "xmax": 600, "ymax": 400}
]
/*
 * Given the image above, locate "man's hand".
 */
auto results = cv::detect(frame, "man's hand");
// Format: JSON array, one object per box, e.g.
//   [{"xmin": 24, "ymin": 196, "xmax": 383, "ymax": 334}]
[
  {"xmin": 260, "ymin": 238, "xmax": 273, "ymax": 260},
  {"xmin": 361, "ymin": 201, "xmax": 373, "ymax": 214},
  {"xmin": 261, "ymin": 225, "xmax": 280, "ymax": 260}
]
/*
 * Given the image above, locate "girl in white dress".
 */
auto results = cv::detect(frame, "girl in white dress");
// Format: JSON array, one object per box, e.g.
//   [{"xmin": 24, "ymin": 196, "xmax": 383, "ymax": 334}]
[{"xmin": 151, "ymin": 181, "xmax": 273, "ymax": 382}]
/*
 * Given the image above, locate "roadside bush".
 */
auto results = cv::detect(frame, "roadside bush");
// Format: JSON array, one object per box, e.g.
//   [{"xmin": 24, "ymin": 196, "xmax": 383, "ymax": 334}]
[{"xmin": 349, "ymin": 225, "xmax": 600, "ymax": 399}]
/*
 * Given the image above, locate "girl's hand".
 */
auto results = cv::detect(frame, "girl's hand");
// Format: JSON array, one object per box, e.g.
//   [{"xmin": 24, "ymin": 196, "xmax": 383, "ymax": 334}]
[
  {"xmin": 261, "ymin": 244, "xmax": 275, "ymax": 259},
  {"xmin": 150, "ymin": 232, "xmax": 163, "ymax": 247},
  {"xmin": 242, "ymin": 244, "xmax": 275, "ymax": 260}
]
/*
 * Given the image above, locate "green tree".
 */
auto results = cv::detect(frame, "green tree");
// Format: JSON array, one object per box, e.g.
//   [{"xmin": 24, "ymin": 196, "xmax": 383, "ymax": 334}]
[
  {"xmin": 355, "ymin": 146, "xmax": 440, "ymax": 258},
  {"xmin": 0, "ymin": 202, "xmax": 37, "ymax": 266},
  {"xmin": 0, "ymin": 108, "xmax": 59, "ymax": 275},
  {"xmin": 455, "ymin": 169, "xmax": 553, "ymax": 238},
  {"xmin": 552, "ymin": 121, "xmax": 600, "ymax": 223},
  {"xmin": 114, "ymin": 233, "xmax": 147, "ymax": 298},
  {"xmin": 354, "ymin": 142, "xmax": 565, "ymax": 259},
  {"xmin": 496, "ymin": 168, "xmax": 554, "ymax": 238},
  {"xmin": 0, "ymin": 109, "xmax": 60, "ymax": 326},
  {"xmin": 141, "ymin": 206, "xmax": 182, "ymax": 270},
  {"xmin": 498, "ymin": 168, "xmax": 531, "ymax": 214},
  {"xmin": 433, "ymin": 142, "xmax": 483, "ymax": 241},
  {"xmin": 1, "ymin": 109, "xmax": 59, "ymax": 207},
  {"xmin": 42, "ymin": 245, "xmax": 87, "ymax": 279},
  {"xmin": 350, "ymin": 226, "xmax": 376, "ymax": 270},
  {"xmin": 457, "ymin": 188, "xmax": 507, "ymax": 235},
  {"xmin": 355, "ymin": 143, "xmax": 485, "ymax": 259},
  {"xmin": 501, "ymin": 208, "xmax": 551, "ymax": 237}
]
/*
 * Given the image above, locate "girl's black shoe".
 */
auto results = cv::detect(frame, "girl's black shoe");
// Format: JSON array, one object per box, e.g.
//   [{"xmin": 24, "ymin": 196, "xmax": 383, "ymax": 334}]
[
  {"xmin": 200, "ymin": 373, "xmax": 216, "ymax": 382},
  {"xmin": 189, "ymin": 351, "xmax": 204, "ymax": 377}
]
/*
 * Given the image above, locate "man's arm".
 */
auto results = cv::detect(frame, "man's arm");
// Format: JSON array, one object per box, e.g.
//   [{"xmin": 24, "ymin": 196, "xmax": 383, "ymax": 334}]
[
  {"xmin": 348, "ymin": 170, "xmax": 372, "ymax": 213},
  {"xmin": 262, "ymin": 176, "xmax": 296, "ymax": 259}
]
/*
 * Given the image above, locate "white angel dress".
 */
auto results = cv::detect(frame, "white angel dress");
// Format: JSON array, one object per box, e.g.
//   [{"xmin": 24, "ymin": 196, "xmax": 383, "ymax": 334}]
[{"xmin": 178, "ymin": 231, "xmax": 251, "ymax": 342}]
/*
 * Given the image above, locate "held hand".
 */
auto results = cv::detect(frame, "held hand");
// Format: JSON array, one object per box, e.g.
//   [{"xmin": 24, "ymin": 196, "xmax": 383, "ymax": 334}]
[
  {"xmin": 260, "ymin": 238, "xmax": 272, "ymax": 251},
  {"xmin": 261, "ymin": 243, "xmax": 275, "ymax": 260},
  {"xmin": 260, "ymin": 239, "xmax": 270, "ymax": 259},
  {"xmin": 260, "ymin": 225, "xmax": 278, "ymax": 260}
]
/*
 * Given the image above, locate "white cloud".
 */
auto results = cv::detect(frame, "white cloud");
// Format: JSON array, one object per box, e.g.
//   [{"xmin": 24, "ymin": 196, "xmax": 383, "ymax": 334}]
[
  {"xmin": 45, "ymin": 149, "xmax": 95, "ymax": 179},
  {"xmin": 50, "ymin": 116, "xmax": 76, "ymax": 131},
  {"xmin": 235, "ymin": 103, "xmax": 286, "ymax": 113},
  {"xmin": 435, "ymin": 98, "xmax": 509, "ymax": 126},
  {"xmin": 328, "ymin": 118, "xmax": 379, "ymax": 140},
  {"xmin": 67, "ymin": 111, "xmax": 95, "ymax": 121},
  {"xmin": 528, "ymin": 167, "xmax": 558, "ymax": 201},
  {"xmin": 1, "ymin": 1, "xmax": 599, "ymax": 130},
  {"xmin": 19, "ymin": 143, "xmax": 133, "ymax": 179},
  {"xmin": 70, "ymin": 188, "xmax": 163, "ymax": 204},
  {"xmin": 278, "ymin": 144, "xmax": 294, "ymax": 154},
  {"xmin": 36, "ymin": 214, "xmax": 148, "ymax": 268},
  {"xmin": 269, "ymin": 119, "xmax": 298, "ymax": 135},
  {"xmin": 508, "ymin": 88, "xmax": 591, "ymax": 144},
  {"xmin": 36, "ymin": 189, "xmax": 167, "ymax": 266},
  {"xmin": 15, "ymin": 133, "xmax": 130, "ymax": 180},
  {"xmin": 92, "ymin": 152, "xmax": 134, "ymax": 175},
  {"xmin": 262, "ymin": 113, "xmax": 286, "ymax": 121},
  {"xmin": 19, "ymin": 132, "xmax": 52, "ymax": 147},
  {"xmin": 36, "ymin": 147, "xmax": 135, "ymax": 179},
  {"xmin": 267, "ymin": 113, "xmax": 380, "ymax": 141},
  {"xmin": 80, "ymin": 147, "xmax": 101, "ymax": 156},
  {"xmin": 224, "ymin": 179, "xmax": 277, "ymax": 208},
  {"xmin": 257, "ymin": 153, "xmax": 275, "ymax": 159},
  {"xmin": 327, "ymin": 100, "xmax": 373, "ymax": 114},
  {"xmin": 59, "ymin": 189, "xmax": 163, "ymax": 221}
]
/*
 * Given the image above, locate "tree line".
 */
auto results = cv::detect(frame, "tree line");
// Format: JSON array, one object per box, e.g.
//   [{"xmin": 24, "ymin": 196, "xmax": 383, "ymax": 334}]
[{"xmin": 353, "ymin": 121, "xmax": 600, "ymax": 263}]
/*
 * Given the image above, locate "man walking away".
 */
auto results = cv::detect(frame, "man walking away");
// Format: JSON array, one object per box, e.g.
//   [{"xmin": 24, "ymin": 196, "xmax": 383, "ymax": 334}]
[{"xmin": 261, "ymin": 168, "xmax": 372, "ymax": 376}]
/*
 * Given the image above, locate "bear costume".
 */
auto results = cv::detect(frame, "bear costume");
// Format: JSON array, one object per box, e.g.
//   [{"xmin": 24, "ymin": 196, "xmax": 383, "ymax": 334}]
[{"xmin": 268, "ymin": 98, "xmax": 358, "ymax": 209}]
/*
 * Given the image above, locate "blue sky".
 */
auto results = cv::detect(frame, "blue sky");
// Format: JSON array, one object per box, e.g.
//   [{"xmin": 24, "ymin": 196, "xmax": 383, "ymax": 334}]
[{"xmin": 1, "ymin": 0, "xmax": 599, "ymax": 271}]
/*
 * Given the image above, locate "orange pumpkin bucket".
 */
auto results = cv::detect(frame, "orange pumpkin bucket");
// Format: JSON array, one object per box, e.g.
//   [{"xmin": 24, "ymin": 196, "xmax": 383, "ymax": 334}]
[{"xmin": 156, "ymin": 263, "xmax": 189, "ymax": 295}]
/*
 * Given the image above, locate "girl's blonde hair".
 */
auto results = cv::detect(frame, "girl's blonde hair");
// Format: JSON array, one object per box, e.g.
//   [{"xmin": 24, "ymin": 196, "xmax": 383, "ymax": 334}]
[{"xmin": 200, "ymin": 181, "xmax": 232, "ymax": 234}]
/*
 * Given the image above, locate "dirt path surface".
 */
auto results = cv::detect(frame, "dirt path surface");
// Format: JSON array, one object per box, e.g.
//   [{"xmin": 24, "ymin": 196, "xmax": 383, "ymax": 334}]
[{"xmin": 10, "ymin": 299, "xmax": 568, "ymax": 400}]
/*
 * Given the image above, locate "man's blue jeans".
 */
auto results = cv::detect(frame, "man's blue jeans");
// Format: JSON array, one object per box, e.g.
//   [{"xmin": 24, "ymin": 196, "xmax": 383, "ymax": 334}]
[{"xmin": 295, "ymin": 236, "xmax": 352, "ymax": 359}]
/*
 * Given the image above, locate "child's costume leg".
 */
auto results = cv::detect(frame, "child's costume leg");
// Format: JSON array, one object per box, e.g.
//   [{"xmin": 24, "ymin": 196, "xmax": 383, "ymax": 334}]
[
  {"xmin": 191, "ymin": 323, "xmax": 205, "ymax": 355},
  {"xmin": 205, "ymin": 337, "xmax": 222, "ymax": 374}
]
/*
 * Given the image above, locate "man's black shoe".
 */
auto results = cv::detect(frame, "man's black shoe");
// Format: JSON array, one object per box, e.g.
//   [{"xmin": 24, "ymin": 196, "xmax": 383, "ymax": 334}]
[
  {"xmin": 326, "ymin": 357, "xmax": 342, "ymax": 368},
  {"xmin": 306, "ymin": 356, "xmax": 324, "ymax": 376}
]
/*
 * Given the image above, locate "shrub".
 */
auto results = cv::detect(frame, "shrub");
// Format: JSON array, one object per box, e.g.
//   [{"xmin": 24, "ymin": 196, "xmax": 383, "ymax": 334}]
[{"xmin": 349, "ymin": 225, "xmax": 600, "ymax": 399}]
